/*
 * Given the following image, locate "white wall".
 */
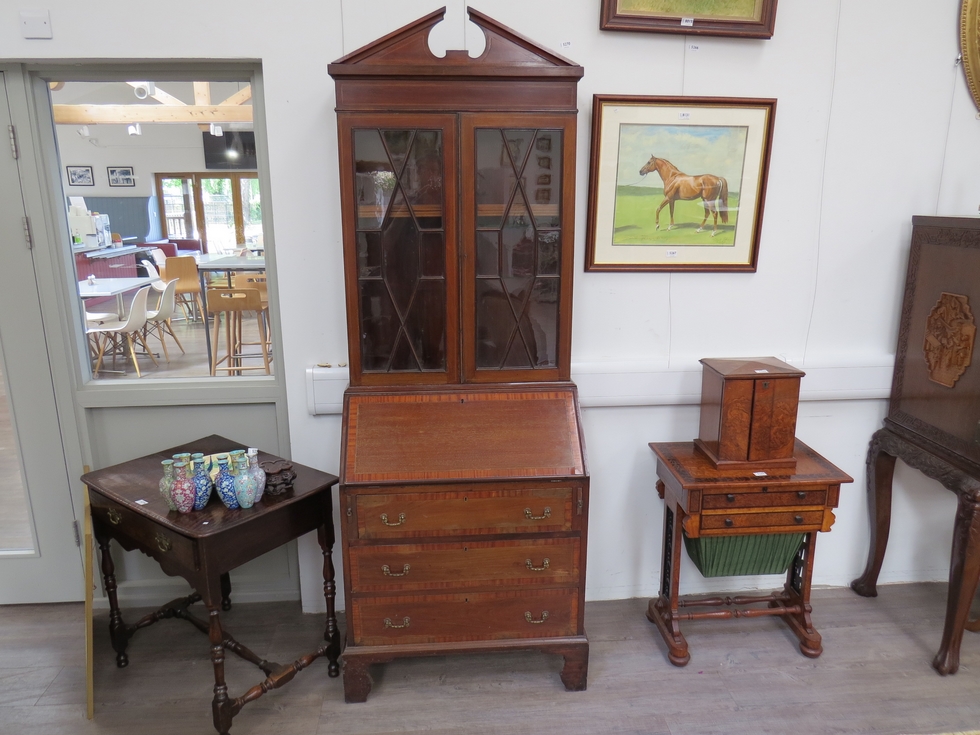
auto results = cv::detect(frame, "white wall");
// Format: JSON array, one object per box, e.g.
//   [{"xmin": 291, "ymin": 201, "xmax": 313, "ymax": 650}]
[{"xmin": 2, "ymin": 0, "xmax": 976, "ymax": 612}]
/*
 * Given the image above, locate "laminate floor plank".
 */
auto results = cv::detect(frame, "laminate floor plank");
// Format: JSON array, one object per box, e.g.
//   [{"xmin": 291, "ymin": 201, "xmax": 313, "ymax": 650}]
[{"xmin": 2, "ymin": 583, "xmax": 979, "ymax": 734}]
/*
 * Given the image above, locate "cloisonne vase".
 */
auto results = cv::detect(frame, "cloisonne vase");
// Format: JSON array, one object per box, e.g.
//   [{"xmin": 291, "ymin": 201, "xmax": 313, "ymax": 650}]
[
  {"xmin": 233, "ymin": 454, "xmax": 256, "ymax": 508},
  {"xmin": 170, "ymin": 461, "xmax": 196, "ymax": 514},
  {"xmin": 192, "ymin": 457, "xmax": 213, "ymax": 510},
  {"xmin": 214, "ymin": 455, "xmax": 239, "ymax": 509},
  {"xmin": 247, "ymin": 448, "xmax": 266, "ymax": 503},
  {"xmin": 159, "ymin": 459, "xmax": 177, "ymax": 511}
]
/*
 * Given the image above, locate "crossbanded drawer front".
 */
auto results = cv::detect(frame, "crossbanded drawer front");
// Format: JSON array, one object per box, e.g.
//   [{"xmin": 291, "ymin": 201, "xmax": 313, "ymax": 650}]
[
  {"xmin": 700, "ymin": 509, "xmax": 825, "ymax": 534},
  {"xmin": 351, "ymin": 589, "xmax": 579, "ymax": 645},
  {"xmin": 701, "ymin": 487, "xmax": 828, "ymax": 510},
  {"xmin": 348, "ymin": 538, "xmax": 579, "ymax": 593},
  {"xmin": 355, "ymin": 487, "xmax": 574, "ymax": 539}
]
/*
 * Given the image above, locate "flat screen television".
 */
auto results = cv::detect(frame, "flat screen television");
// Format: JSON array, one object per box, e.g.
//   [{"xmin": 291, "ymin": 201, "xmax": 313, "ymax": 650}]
[{"xmin": 202, "ymin": 130, "xmax": 257, "ymax": 170}]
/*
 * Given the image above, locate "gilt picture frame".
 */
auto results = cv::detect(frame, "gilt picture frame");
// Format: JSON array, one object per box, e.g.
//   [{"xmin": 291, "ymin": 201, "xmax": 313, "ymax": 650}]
[
  {"xmin": 961, "ymin": 0, "xmax": 980, "ymax": 112},
  {"xmin": 600, "ymin": 0, "xmax": 778, "ymax": 39},
  {"xmin": 585, "ymin": 95, "xmax": 776, "ymax": 272}
]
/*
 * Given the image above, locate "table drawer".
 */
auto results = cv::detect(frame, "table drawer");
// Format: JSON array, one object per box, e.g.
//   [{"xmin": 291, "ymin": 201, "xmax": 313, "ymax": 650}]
[
  {"xmin": 700, "ymin": 509, "xmax": 825, "ymax": 533},
  {"xmin": 354, "ymin": 487, "xmax": 575, "ymax": 539},
  {"xmin": 90, "ymin": 497, "xmax": 196, "ymax": 570},
  {"xmin": 702, "ymin": 488, "xmax": 828, "ymax": 510},
  {"xmin": 348, "ymin": 538, "xmax": 579, "ymax": 593},
  {"xmin": 350, "ymin": 588, "xmax": 579, "ymax": 645}
]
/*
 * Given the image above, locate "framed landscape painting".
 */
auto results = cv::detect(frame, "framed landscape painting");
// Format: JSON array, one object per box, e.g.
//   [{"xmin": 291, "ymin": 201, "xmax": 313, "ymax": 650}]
[
  {"xmin": 600, "ymin": 0, "xmax": 778, "ymax": 38},
  {"xmin": 585, "ymin": 95, "xmax": 776, "ymax": 272}
]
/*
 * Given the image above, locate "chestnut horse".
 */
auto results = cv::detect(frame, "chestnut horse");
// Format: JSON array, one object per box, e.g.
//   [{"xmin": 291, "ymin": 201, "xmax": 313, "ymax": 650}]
[{"xmin": 639, "ymin": 155, "xmax": 729, "ymax": 236}]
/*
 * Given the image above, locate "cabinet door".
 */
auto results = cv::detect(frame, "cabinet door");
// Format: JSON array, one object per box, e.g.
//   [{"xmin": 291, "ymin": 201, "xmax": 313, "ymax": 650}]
[
  {"xmin": 338, "ymin": 114, "xmax": 458, "ymax": 386},
  {"xmin": 460, "ymin": 114, "xmax": 575, "ymax": 383}
]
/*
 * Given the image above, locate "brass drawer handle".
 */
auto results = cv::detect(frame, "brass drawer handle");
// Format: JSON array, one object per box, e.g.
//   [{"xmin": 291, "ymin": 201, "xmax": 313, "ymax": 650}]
[
  {"xmin": 154, "ymin": 533, "xmax": 172, "ymax": 553},
  {"xmin": 380, "ymin": 512, "xmax": 406, "ymax": 527},
  {"xmin": 724, "ymin": 518, "xmax": 734, "ymax": 527},
  {"xmin": 383, "ymin": 617, "xmax": 410, "ymax": 629},
  {"xmin": 382, "ymin": 564, "xmax": 410, "ymax": 577},
  {"xmin": 107, "ymin": 509, "xmax": 122, "ymax": 525},
  {"xmin": 525, "ymin": 611, "xmax": 549, "ymax": 624},
  {"xmin": 525, "ymin": 558, "xmax": 550, "ymax": 572},
  {"xmin": 524, "ymin": 506, "xmax": 552, "ymax": 521},
  {"xmin": 794, "ymin": 515, "xmax": 804, "ymax": 524},
  {"xmin": 726, "ymin": 494, "xmax": 735, "ymax": 503}
]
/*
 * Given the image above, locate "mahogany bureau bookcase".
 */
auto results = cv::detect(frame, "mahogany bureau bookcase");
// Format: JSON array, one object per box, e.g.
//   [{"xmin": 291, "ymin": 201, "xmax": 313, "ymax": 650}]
[{"xmin": 328, "ymin": 8, "xmax": 589, "ymax": 702}]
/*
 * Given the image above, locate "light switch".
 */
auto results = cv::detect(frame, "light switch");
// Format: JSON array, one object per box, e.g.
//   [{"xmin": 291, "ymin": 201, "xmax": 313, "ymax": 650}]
[{"xmin": 20, "ymin": 10, "xmax": 53, "ymax": 39}]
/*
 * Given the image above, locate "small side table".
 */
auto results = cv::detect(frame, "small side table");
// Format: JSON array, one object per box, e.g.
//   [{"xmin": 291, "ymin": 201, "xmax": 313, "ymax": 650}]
[
  {"xmin": 647, "ymin": 440, "xmax": 852, "ymax": 666},
  {"xmin": 83, "ymin": 435, "xmax": 340, "ymax": 735}
]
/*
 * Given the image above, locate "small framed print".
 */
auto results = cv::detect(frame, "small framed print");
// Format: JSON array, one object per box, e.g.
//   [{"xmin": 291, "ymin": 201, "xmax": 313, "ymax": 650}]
[
  {"xmin": 66, "ymin": 165, "xmax": 94, "ymax": 186},
  {"xmin": 107, "ymin": 166, "xmax": 135, "ymax": 187},
  {"xmin": 600, "ymin": 0, "xmax": 778, "ymax": 39},
  {"xmin": 585, "ymin": 95, "xmax": 776, "ymax": 272}
]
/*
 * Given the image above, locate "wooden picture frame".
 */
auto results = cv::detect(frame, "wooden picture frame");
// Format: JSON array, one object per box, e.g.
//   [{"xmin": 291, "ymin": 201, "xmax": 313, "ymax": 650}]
[
  {"xmin": 600, "ymin": 0, "xmax": 778, "ymax": 38},
  {"xmin": 66, "ymin": 165, "xmax": 94, "ymax": 186},
  {"xmin": 585, "ymin": 95, "xmax": 776, "ymax": 272},
  {"xmin": 107, "ymin": 166, "xmax": 135, "ymax": 187}
]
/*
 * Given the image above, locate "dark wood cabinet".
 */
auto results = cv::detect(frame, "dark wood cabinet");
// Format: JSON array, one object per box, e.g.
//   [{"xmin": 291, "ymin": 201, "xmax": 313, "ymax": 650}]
[{"xmin": 329, "ymin": 8, "xmax": 588, "ymax": 701}]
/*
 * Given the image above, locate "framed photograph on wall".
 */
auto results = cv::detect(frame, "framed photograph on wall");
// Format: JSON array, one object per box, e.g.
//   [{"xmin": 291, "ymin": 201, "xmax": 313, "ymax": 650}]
[
  {"xmin": 66, "ymin": 165, "xmax": 94, "ymax": 186},
  {"xmin": 107, "ymin": 166, "xmax": 135, "ymax": 187},
  {"xmin": 585, "ymin": 95, "xmax": 776, "ymax": 272},
  {"xmin": 599, "ymin": 0, "xmax": 778, "ymax": 38}
]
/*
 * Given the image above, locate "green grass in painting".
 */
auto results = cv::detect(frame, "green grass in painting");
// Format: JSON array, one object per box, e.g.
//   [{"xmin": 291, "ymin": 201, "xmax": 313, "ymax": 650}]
[
  {"xmin": 617, "ymin": 0, "xmax": 759, "ymax": 20},
  {"xmin": 612, "ymin": 186, "xmax": 739, "ymax": 247}
]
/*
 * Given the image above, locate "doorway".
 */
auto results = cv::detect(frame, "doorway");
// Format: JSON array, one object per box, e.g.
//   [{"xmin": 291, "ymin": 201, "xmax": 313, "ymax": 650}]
[{"xmin": 0, "ymin": 71, "xmax": 83, "ymax": 603}]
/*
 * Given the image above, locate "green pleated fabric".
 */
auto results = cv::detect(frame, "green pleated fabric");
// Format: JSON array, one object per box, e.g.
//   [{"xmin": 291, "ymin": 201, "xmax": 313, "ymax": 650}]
[{"xmin": 684, "ymin": 533, "xmax": 805, "ymax": 577}]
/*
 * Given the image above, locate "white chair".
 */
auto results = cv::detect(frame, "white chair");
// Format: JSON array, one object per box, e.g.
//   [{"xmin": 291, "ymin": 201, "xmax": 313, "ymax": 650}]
[
  {"xmin": 87, "ymin": 286, "xmax": 157, "ymax": 378},
  {"xmin": 143, "ymin": 279, "xmax": 185, "ymax": 362},
  {"xmin": 140, "ymin": 259, "xmax": 168, "ymax": 304}
]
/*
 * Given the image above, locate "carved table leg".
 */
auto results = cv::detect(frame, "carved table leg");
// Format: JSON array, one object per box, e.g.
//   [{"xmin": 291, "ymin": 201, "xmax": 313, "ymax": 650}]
[
  {"xmin": 317, "ymin": 518, "xmax": 341, "ymax": 678},
  {"xmin": 851, "ymin": 429, "xmax": 897, "ymax": 597},
  {"xmin": 220, "ymin": 572, "xmax": 232, "ymax": 612},
  {"xmin": 209, "ymin": 605, "xmax": 234, "ymax": 735},
  {"xmin": 932, "ymin": 491, "xmax": 980, "ymax": 675},
  {"xmin": 780, "ymin": 533, "xmax": 822, "ymax": 658},
  {"xmin": 342, "ymin": 656, "xmax": 373, "ymax": 703},
  {"xmin": 646, "ymin": 503, "xmax": 690, "ymax": 666},
  {"xmin": 94, "ymin": 529, "xmax": 131, "ymax": 668}
]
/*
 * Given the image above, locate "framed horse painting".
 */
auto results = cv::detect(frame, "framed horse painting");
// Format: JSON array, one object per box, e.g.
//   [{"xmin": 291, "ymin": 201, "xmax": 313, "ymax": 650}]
[
  {"xmin": 585, "ymin": 95, "xmax": 776, "ymax": 272},
  {"xmin": 600, "ymin": 0, "xmax": 778, "ymax": 38}
]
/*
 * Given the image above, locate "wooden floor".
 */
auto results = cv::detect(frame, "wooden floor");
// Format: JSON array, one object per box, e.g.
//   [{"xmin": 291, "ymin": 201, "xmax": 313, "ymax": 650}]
[{"xmin": 2, "ymin": 582, "xmax": 979, "ymax": 734}]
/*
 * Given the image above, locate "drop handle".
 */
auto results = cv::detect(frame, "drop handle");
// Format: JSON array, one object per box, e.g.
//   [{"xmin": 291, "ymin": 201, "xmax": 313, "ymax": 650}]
[
  {"xmin": 525, "ymin": 558, "xmax": 550, "ymax": 572},
  {"xmin": 380, "ymin": 512, "xmax": 406, "ymax": 527},
  {"xmin": 382, "ymin": 564, "xmax": 410, "ymax": 577},
  {"xmin": 383, "ymin": 617, "xmax": 410, "ymax": 629},
  {"xmin": 107, "ymin": 509, "xmax": 122, "ymax": 525},
  {"xmin": 524, "ymin": 506, "xmax": 552, "ymax": 521},
  {"xmin": 524, "ymin": 611, "xmax": 549, "ymax": 624}
]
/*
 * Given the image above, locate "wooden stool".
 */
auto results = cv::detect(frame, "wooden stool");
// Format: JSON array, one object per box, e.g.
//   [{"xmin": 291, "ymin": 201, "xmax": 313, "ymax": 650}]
[{"xmin": 207, "ymin": 287, "xmax": 270, "ymax": 375}]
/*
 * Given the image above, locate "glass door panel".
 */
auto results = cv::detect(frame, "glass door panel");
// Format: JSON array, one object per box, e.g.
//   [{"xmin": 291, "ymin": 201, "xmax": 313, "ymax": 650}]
[
  {"xmin": 200, "ymin": 176, "xmax": 236, "ymax": 253},
  {"xmin": 240, "ymin": 176, "xmax": 262, "ymax": 250},
  {"xmin": 159, "ymin": 176, "xmax": 200, "ymax": 239},
  {"xmin": 347, "ymin": 116, "xmax": 456, "ymax": 382}
]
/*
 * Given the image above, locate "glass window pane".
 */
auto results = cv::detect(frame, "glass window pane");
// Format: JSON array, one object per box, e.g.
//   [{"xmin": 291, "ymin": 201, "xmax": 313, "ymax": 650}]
[
  {"xmin": 162, "ymin": 177, "xmax": 199, "ymax": 240},
  {"xmin": 200, "ymin": 177, "xmax": 236, "ymax": 253},
  {"xmin": 354, "ymin": 129, "xmax": 396, "ymax": 230},
  {"xmin": 529, "ymin": 130, "xmax": 561, "ymax": 228},
  {"xmin": 401, "ymin": 130, "xmax": 443, "ymax": 230},
  {"xmin": 240, "ymin": 177, "xmax": 262, "ymax": 249},
  {"xmin": 359, "ymin": 280, "xmax": 399, "ymax": 371}
]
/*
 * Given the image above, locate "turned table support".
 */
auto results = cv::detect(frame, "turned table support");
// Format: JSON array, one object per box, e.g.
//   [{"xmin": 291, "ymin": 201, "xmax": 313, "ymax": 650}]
[{"xmin": 851, "ymin": 427, "xmax": 980, "ymax": 675}]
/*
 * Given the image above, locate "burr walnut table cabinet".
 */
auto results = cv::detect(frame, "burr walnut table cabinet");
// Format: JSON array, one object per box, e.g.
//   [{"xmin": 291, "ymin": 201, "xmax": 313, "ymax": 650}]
[{"xmin": 329, "ymin": 8, "xmax": 589, "ymax": 702}]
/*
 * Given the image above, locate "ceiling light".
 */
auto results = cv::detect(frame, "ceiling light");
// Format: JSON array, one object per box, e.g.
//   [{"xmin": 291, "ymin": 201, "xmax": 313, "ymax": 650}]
[
  {"xmin": 127, "ymin": 123, "xmax": 142, "ymax": 136},
  {"xmin": 226, "ymin": 148, "xmax": 239, "ymax": 159},
  {"xmin": 132, "ymin": 82, "xmax": 155, "ymax": 100},
  {"xmin": 209, "ymin": 123, "xmax": 223, "ymax": 137}
]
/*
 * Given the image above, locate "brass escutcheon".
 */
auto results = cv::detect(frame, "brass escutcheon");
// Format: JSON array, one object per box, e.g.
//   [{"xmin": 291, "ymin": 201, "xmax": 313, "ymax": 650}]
[
  {"xmin": 382, "ymin": 564, "xmax": 410, "ymax": 577},
  {"xmin": 524, "ymin": 611, "xmax": 549, "ymax": 624},
  {"xmin": 524, "ymin": 506, "xmax": 551, "ymax": 521},
  {"xmin": 525, "ymin": 558, "xmax": 550, "ymax": 572},
  {"xmin": 383, "ymin": 616, "xmax": 410, "ymax": 629},
  {"xmin": 106, "ymin": 509, "xmax": 122, "ymax": 525},
  {"xmin": 154, "ymin": 533, "xmax": 172, "ymax": 552},
  {"xmin": 381, "ymin": 512, "xmax": 406, "ymax": 527}
]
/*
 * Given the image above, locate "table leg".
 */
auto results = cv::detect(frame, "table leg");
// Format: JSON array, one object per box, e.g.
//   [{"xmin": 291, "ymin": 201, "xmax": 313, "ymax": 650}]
[
  {"xmin": 199, "ymin": 270, "xmax": 212, "ymax": 369},
  {"xmin": 94, "ymin": 528, "xmax": 131, "ymax": 668},
  {"xmin": 779, "ymin": 532, "xmax": 822, "ymax": 658},
  {"xmin": 933, "ymin": 491, "xmax": 980, "ymax": 675},
  {"xmin": 317, "ymin": 518, "xmax": 341, "ymax": 678},
  {"xmin": 851, "ymin": 428, "xmax": 897, "ymax": 597},
  {"xmin": 208, "ymin": 605, "xmax": 233, "ymax": 735},
  {"xmin": 646, "ymin": 498, "xmax": 690, "ymax": 666},
  {"xmin": 220, "ymin": 572, "xmax": 232, "ymax": 612}
]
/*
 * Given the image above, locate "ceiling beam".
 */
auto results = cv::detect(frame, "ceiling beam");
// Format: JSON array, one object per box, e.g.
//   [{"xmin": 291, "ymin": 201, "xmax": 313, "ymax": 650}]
[
  {"xmin": 219, "ymin": 86, "xmax": 252, "ymax": 106},
  {"xmin": 52, "ymin": 104, "xmax": 253, "ymax": 124}
]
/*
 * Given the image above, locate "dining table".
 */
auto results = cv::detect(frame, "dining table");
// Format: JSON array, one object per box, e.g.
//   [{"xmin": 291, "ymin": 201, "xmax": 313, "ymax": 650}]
[
  {"xmin": 194, "ymin": 253, "xmax": 266, "ymax": 369},
  {"xmin": 78, "ymin": 276, "xmax": 157, "ymax": 320}
]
